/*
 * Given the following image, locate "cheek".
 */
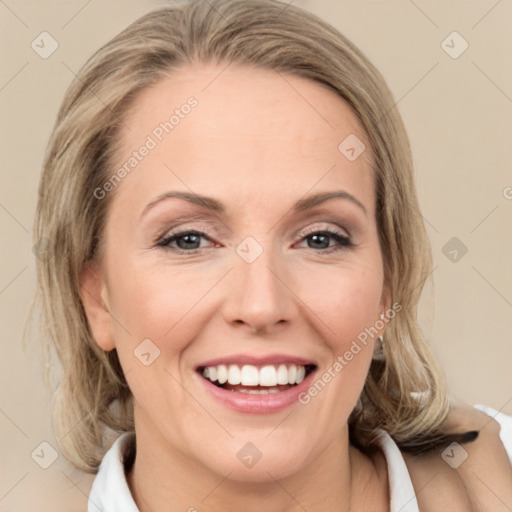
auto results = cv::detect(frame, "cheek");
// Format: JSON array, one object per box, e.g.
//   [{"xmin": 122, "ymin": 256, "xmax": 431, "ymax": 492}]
[
  {"xmin": 295, "ymin": 264, "xmax": 383, "ymax": 415},
  {"xmin": 297, "ymin": 262, "xmax": 384, "ymax": 343},
  {"xmin": 107, "ymin": 261, "xmax": 198, "ymax": 345},
  {"xmin": 104, "ymin": 263, "xmax": 198, "ymax": 408}
]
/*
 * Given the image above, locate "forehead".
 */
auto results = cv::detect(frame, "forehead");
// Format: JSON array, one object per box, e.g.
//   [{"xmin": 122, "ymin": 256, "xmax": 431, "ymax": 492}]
[{"xmin": 110, "ymin": 62, "xmax": 374, "ymax": 217}]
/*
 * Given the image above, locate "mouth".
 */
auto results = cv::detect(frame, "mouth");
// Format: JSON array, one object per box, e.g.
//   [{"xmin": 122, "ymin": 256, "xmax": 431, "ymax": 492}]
[{"xmin": 196, "ymin": 363, "xmax": 318, "ymax": 394}]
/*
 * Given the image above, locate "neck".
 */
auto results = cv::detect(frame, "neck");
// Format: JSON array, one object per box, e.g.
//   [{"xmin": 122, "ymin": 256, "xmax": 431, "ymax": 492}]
[{"xmin": 127, "ymin": 415, "xmax": 388, "ymax": 512}]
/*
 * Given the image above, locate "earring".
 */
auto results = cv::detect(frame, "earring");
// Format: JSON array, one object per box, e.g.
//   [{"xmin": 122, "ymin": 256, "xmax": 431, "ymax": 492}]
[{"xmin": 372, "ymin": 335, "xmax": 386, "ymax": 361}]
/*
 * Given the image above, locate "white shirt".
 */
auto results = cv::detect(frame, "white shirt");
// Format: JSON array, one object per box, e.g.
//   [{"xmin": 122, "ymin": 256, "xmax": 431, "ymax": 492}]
[{"xmin": 88, "ymin": 404, "xmax": 512, "ymax": 512}]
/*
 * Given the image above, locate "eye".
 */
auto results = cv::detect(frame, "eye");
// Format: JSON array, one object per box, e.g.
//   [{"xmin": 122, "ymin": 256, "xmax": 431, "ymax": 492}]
[
  {"xmin": 156, "ymin": 229, "xmax": 214, "ymax": 252},
  {"xmin": 296, "ymin": 227, "xmax": 353, "ymax": 253}
]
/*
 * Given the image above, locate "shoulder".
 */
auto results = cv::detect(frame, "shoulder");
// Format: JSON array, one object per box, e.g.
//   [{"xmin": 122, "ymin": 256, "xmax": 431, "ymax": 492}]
[{"xmin": 402, "ymin": 399, "xmax": 512, "ymax": 511}]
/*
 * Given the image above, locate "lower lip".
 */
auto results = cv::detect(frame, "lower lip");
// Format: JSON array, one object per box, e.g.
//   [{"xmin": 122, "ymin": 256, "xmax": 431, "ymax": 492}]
[{"xmin": 196, "ymin": 370, "xmax": 316, "ymax": 414}]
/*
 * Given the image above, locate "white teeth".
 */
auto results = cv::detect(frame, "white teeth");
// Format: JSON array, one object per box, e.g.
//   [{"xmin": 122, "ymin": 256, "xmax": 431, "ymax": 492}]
[
  {"xmin": 207, "ymin": 366, "xmax": 217, "ymax": 382},
  {"xmin": 217, "ymin": 364, "xmax": 228, "ymax": 384},
  {"xmin": 238, "ymin": 387, "xmax": 282, "ymax": 394},
  {"xmin": 259, "ymin": 365, "xmax": 277, "ymax": 386},
  {"xmin": 276, "ymin": 364, "xmax": 289, "ymax": 385},
  {"xmin": 227, "ymin": 365, "xmax": 241, "ymax": 385},
  {"xmin": 288, "ymin": 365, "xmax": 297, "ymax": 384},
  {"xmin": 240, "ymin": 365, "xmax": 259, "ymax": 386},
  {"xmin": 200, "ymin": 363, "xmax": 311, "ymax": 387}
]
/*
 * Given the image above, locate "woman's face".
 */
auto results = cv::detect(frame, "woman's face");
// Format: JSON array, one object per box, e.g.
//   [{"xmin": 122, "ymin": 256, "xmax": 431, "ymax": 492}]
[{"xmin": 82, "ymin": 62, "xmax": 389, "ymax": 481}]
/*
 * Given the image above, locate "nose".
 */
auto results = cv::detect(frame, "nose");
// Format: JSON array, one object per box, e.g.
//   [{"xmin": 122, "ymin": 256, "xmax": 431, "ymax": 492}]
[{"xmin": 221, "ymin": 242, "xmax": 295, "ymax": 335}]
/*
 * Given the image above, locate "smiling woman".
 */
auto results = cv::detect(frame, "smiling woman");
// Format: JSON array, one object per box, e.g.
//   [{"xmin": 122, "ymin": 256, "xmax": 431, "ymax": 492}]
[{"xmin": 33, "ymin": 0, "xmax": 512, "ymax": 511}]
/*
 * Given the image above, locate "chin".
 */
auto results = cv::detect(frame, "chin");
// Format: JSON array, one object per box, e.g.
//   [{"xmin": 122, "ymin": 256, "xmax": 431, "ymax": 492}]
[{"xmin": 199, "ymin": 437, "xmax": 311, "ymax": 483}]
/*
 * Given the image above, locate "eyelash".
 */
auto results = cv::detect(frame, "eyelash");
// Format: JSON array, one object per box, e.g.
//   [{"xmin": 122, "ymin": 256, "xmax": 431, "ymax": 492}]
[{"xmin": 155, "ymin": 226, "xmax": 353, "ymax": 255}]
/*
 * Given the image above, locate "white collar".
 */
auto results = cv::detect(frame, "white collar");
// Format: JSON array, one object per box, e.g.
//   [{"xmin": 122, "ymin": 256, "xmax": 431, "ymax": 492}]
[
  {"xmin": 88, "ymin": 432, "xmax": 138, "ymax": 512},
  {"xmin": 88, "ymin": 429, "xmax": 420, "ymax": 512},
  {"xmin": 375, "ymin": 429, "xmax": 419, "ymax": 511}
]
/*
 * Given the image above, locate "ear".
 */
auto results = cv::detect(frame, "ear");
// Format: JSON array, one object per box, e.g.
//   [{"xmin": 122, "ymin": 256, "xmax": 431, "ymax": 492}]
[{"xmin": 79, "ymin": 262, "xmax": 116, "ymax": 351}]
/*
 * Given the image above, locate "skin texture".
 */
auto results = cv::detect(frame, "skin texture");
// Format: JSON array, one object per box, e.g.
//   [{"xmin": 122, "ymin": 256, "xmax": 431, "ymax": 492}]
[{"xmin": 80, "ymin": 62, "xmax": 392, "ymax": 511}]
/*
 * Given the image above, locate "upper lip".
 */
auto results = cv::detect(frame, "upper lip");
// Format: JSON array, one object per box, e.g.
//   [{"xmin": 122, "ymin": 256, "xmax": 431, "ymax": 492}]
[{"xmin": 195, "ymin": 353, "xmax": 317, "ymax": 370}]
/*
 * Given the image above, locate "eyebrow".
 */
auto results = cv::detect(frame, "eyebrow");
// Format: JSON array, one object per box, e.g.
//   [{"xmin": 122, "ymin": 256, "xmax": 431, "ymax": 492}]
[{"xmin": 141, "ymin": 190, "xmax": 367, "ymax": 218}]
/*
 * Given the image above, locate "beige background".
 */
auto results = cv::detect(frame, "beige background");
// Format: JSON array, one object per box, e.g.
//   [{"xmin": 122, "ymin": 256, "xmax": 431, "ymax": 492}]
[{"xmin": 1, "ymin": 0, "xmax": 511, "ymax": 510}]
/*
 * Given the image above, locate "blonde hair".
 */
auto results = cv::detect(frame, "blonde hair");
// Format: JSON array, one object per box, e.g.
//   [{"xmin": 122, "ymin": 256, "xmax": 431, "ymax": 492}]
[{"xmin": 34, "ymin": 0, "xmax": 476, "ymax": 472}]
